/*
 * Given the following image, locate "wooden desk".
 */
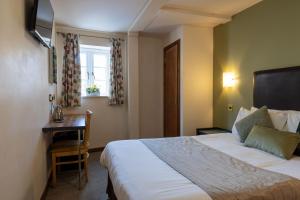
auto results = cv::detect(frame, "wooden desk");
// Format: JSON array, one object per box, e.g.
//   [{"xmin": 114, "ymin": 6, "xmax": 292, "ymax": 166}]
[
  {"xmin": 42, "ymin": 114, "xmax": 85, "ymax": 132},
  {"xmin": 43, "ymin": 114, "xmax": 86, "ymax": 189}
]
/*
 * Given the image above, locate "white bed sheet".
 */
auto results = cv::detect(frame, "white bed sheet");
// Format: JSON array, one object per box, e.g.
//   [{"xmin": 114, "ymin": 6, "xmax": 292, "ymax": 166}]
[{"xmin": 100, "ymin": 133, "xmax": 300, "ymax": 200}]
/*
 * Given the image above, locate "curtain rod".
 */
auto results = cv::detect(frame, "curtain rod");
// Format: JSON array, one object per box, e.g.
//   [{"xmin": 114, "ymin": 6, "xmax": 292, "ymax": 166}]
[
  {"xmin": 57, "ymin": 32, "xmax": 125, "ymax": 41},
  {"xmin": 80, "ymin": 34, "xmax": 125, "ymax": 41}
]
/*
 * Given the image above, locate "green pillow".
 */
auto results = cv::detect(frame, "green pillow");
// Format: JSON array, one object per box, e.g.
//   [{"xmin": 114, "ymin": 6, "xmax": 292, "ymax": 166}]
[
  {"xmin": 245, "ymin": 125, "xmax": 300, "ymax": 159},
  {"xmin": 294, "ymin": 122, "xmax": 300, "ymax": 156},
  {"xmin": 235, "ymin": 106, "xmax": 274, "ymax": 143}
]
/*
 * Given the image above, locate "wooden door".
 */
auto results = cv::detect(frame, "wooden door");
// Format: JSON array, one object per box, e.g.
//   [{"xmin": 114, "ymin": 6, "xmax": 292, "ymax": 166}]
[{"xmin": 164, "ymin": 40, "xmax": 180, "ymax": 137}]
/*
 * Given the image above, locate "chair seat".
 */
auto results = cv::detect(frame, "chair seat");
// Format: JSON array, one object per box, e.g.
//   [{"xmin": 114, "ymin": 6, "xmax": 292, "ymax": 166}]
[{"xmin": 51, "ymin": 140, "xmax": 88, "ymax": 153}]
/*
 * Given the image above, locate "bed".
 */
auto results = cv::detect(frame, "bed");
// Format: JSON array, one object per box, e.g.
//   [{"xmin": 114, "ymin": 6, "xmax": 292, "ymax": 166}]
[{"xmin": 100, "ymin": 66, "xmax": 300, "ymax": 200}]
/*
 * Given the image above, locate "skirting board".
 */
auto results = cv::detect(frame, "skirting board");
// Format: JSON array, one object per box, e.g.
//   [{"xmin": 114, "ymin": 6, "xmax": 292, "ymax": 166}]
[{"xmin": 40, "ymin": 170, "xmax": 52, "ymax": 200}]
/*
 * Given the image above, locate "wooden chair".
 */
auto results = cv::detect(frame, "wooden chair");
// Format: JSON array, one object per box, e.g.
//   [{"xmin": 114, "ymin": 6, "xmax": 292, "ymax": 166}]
[{"xmin": 51, "ymin": 110, "xmax": 93, "ymax": 187}]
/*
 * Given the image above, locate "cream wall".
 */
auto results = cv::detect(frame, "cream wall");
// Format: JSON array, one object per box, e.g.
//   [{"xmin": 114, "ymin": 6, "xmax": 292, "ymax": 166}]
[
  {"xmin": 0, "ymin": 0, "xmax": 51, "ymax": 199},
  {"xmin": 164, "ymin": 25, "xmax": 213, "ymax": 136},
  {"xmin": 127, "ymin": 32, "xmax": 140, "ymax": 139},
  {"xmin": 182, "ymin": 26, "xmax": 213, "ymax": 136},
  {"xmin": 139, "ymin": 36, "xmax": 164, "ymax": 138},
  {"xmin": 55, "ymin": 27, "xmax": 128, "ymax": 148},
  {"xmin": 163, "ymin": 26, "xmax": 183, "ymax": 47},
  {"xmin": 63, "ymin": 98, "xmax": 128, "ymax": 147}
]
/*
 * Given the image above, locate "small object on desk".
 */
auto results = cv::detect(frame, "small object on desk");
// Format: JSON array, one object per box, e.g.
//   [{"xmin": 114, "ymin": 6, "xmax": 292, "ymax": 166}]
[
  {"xmin": 52, "ymin": 104, "xmax": 64, "ymax": 122},
  {"xmin": 196, "ymin": 127, "xmax": 230, "ymax": 135},
  {"xmin": 53, "ymin": 119, "xmax": 64, "ymax": 123}
]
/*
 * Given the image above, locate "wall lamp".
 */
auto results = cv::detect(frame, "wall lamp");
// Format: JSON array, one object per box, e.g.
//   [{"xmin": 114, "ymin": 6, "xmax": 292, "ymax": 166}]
[{"xmin": 223, "ymin": 72, "xmax": 236, "ymax": 88}]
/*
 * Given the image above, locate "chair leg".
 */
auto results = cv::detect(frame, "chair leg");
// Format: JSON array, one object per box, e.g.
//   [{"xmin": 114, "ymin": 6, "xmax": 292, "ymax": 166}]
[
  {"xmin": 57, "ymin": 157, "xmax": 61, "ymax": 172},
  {"xmin": 52, "ymin": 153, "xmax": 57, "ymax": 187},
  {"xmin": 84, "ymin": 153, "xmax": 88, "ymax": 182}
]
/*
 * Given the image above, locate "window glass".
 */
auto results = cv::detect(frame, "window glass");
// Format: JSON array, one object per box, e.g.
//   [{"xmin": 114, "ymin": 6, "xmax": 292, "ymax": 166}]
[
  {"xmin": 94, "ymin": 54, "xmax": 107, "ymax": 67},
  {"xmin": 80, "ymin": 53, "xmax": 87, "ymax": 67},
  {"xmin": 81, "ymin": 66, "xmax": 88, "ymax": 80},
  {"xmin": 94, "ymin": 80, "xmax": 108, "ymax": 96},
  {"xmin": 94, "ymin": 67, "xmax": 107, "ymax": 81},
  {"xmin": 81, "ymin": 81, "xmax": 88, "ymax": 97}
]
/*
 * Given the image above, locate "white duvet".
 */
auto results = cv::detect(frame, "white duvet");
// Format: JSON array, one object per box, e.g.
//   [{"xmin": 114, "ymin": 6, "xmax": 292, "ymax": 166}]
[{"xmin": 100, "ymin": 133, "xmax": 300, "ymax": 200}]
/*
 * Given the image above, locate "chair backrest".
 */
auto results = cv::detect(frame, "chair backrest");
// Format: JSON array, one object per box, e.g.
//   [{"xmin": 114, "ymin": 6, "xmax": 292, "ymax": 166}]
[{"xmin": 84, "ymin": 110, "xmax": 93, "ymax": 147}]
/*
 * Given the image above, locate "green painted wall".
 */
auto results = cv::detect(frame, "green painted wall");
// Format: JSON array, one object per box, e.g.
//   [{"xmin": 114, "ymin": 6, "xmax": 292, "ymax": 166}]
[{"xmin": 213, "ymin": 0, "xmax": 300, "ymax": 130}]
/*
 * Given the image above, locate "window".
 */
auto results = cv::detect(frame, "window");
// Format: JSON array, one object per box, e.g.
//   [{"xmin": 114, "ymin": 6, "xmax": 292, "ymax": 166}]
[{"xmin": 80, "ymin": 44, "xmax": 111, "ymax": 97}]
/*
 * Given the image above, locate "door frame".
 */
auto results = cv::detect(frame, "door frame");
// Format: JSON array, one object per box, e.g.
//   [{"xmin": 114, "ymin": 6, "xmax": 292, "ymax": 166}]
[{"xmin": 163, "ymin": 39, "xmax": 181, "ymax": 137}]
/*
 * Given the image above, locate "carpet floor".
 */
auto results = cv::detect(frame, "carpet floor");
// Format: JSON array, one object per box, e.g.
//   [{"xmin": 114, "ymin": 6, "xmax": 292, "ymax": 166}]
[{"xmin": 46, "ymin": 152, "xmax": 108, "ymax": 200}]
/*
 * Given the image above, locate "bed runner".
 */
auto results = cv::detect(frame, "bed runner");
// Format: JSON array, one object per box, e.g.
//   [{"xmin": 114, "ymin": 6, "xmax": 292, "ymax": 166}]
[{"xmin": 141, "ymin": 137, "xmax": 300, "ymax": 200}]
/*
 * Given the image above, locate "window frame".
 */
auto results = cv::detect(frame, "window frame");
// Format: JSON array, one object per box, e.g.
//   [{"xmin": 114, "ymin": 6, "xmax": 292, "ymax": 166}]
[{"xmin": 80, "ymin": 45, "xmax": 111, "ymax": 97}]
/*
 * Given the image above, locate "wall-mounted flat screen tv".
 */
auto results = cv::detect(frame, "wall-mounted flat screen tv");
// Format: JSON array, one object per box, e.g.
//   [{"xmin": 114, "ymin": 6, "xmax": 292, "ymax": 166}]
[{"xmin": 30, "ymin": 0, "xmax": 54, "ymax": 48}]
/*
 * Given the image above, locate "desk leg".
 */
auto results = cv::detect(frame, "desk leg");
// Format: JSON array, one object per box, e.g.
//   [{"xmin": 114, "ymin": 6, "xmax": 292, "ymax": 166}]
[{"xmin": 78, "ymin": 129, "xmax": 81, "ymax": 190}]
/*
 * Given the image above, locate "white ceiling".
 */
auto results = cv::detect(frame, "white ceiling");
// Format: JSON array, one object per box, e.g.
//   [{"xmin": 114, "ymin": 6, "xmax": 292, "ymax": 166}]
[
  {"xmin": 142, "ymin": 0, "xmax": 262, "ymax": 33},
  {"xmin": 167, "ymin": 0, "xmax": 261, "ymax": 16},
  {"xmin": 51, "ymin": 0, "xmax": 148, "ymax": 32},
  {"xmin": 51, "ymin": 0, "xmax": 262, "ymax": 33}
]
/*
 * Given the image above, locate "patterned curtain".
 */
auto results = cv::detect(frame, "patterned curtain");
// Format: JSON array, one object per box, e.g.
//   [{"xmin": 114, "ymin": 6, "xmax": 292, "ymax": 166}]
[
  {"xmin": 109, "ymin": 38, "xmax": 124, "ymax": 105},
  {"xmin": 50, "ymin": 46, "xmax": 57, "ymax": 84},
  {"xmin": 61, "ymin": 33, "xmax": 81, "ymax": 107}
]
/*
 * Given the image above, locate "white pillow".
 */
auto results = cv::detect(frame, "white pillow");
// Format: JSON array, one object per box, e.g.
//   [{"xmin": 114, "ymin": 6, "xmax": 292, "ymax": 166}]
[
  {"xmin": 287, "ymin": 110, "xmax": 300, "ymax": 133},
  {"xmin": 251, "ymin": 107, "xmax": 288, "ymax": 131},
  {"xmin": 232, "ymin": 107, "xmax": 252, "ymax": 140}
]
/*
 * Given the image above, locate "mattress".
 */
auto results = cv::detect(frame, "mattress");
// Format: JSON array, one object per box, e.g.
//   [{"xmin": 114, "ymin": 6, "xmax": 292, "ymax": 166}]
[{"xmin": 100, "ymin": 133, "xmax": 300, "ymax": 200}]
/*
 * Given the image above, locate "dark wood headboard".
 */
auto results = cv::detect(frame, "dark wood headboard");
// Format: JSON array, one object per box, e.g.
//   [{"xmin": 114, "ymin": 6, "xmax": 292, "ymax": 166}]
[{"xmin": 253, "ymin": 66, "xmax": 300, "ymax": 111}]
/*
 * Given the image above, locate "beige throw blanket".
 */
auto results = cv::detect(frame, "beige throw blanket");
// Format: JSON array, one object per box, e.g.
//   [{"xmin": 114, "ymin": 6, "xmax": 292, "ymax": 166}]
[{"xmin": 141, "ymin": 137, "xmax": 300, "ymax": 200}]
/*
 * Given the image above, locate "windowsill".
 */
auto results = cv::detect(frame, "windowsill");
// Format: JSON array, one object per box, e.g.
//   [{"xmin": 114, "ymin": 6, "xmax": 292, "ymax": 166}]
[{"xmin": 81, "ymin": 95, "xmax": 108, "ymax": 99}]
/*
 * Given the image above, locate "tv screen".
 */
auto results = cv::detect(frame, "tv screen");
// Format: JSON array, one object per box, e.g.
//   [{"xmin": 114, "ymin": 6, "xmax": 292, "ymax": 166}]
[{"xmin": 30, "ymin": 0, "xmax": 54, "ymax": 48}]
